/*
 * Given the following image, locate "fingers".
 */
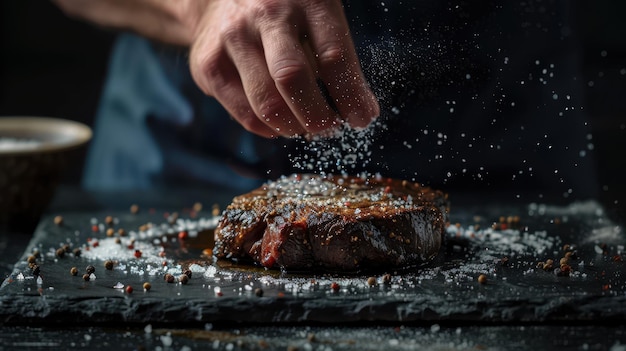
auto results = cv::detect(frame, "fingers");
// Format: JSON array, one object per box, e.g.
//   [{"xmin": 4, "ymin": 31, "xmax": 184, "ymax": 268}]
[
  {"xmin": 306, "ymin": 2, "xmax": 380, "ymax": 130},
  {"xmin": 190, "ymin": 0, "xmax": 378, "ymax": 139},
  {"xmin": 225, "ymin": 22, "xmax": 310, "ymax": 136},
  {"xmin": 190, "ymin": 34, "xmax": 278, "ymax": 138},
  {"xmin": 259, "ymin": 22, "xmax": 342, "ymax": 135}
]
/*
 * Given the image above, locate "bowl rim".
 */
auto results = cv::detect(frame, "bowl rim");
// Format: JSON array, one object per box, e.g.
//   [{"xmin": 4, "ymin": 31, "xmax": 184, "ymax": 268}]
[{"xmin": 0, "ymin": 116, "xmax": 92, "ymax": 155}]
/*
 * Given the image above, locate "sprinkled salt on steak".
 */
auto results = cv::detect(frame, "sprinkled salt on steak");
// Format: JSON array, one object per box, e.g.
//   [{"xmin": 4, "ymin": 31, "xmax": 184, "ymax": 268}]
[{"xmin": 214, "ymin": 174, "xmax": 449, "ymax": 272}]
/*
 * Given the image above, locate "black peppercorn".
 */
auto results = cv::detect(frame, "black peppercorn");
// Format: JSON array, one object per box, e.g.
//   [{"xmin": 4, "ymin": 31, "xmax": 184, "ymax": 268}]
[
  {"xmin": 73, "ymin": 248, "xmax": 82, "ymax": 257},
  {"xmin": 83, "ymin": 273, "xmax": 91, "ymax": 281},
  {"xmin": 183, "ymin": 269, "xmax": 192, "ymax": 279},
  {"xmin": 86, "ymin": 265, "xmax": 96, "ymax": 275},
  {"xmin": 104, "ymin": 260, "xmax": 114, "ymax": 270},
  {"xmin": 31, "ymin": 265, "xmax": 40, "ymax": 276},
  {"xmin": 55, "ymin": 248, "xmax": 65, "ymax": 258},
  {"xmin": 254, "ymin": 288, "xmax": 264, "ymax": 297}
]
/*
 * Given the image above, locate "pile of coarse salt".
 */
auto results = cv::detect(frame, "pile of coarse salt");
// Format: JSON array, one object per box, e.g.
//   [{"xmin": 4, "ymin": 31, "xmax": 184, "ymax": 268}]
[{"xmin": 80, "ymin": 216, "xmax": 219, "ymax": 277}]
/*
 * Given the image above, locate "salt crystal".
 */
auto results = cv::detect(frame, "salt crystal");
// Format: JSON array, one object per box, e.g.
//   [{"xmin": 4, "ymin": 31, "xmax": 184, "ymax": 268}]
[
  {"xmin": 16, "ymin": 273, "xmax": 24, "ymax": 281},
  {"xmin": 84, "ymin": 334, "xmax": 92, "ymax": 341},
  {"xmin": 113, "ymin": 282, "xmax": 124, "ymax": 289},
  {"xmin": 36, "ymin": 276, "xmax": 43, "ymax": 285},
  {"xmin": 160, "ymin": 333, "xmax": 173, "ymax": 347},
  {"xmin": 144, "ymin": 324, "xmax": 152, "ymax": 334}
]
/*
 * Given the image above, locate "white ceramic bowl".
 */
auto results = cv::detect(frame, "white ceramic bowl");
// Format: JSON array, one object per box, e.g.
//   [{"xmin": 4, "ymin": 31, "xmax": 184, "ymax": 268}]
[{"xmin": 0, "ymin": 117, "xmax": 92, "ymax": 232}]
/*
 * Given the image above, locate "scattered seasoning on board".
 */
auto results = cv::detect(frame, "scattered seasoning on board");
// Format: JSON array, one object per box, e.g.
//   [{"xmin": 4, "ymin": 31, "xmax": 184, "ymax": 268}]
[
  {"xmin": 477, "ymin": 274, "xmax": 487, "ymax": 284},
  {"xmin": 104, "ymin": 260, "xmax": 114, "ymax": 270},
  {"xmin": 130, "ymin": 204, "xmax": 139, "ymax": 214},
  {"xmin": 125, "ymin": 285, "xmax": 133, "ymax": 294},
  {"xmin": 83, "ymin": 274, "xmax": 91, "ymax": 282},
  {"xmin": 55, "ymin": 248, "xmax": 65, "ymax": 258},
  {"xmin": 255, "ymin": 288, "xmax": 264, "ymax": 297},
  {"xmin": 164, "ymin": 273, "xmax": 175, "ymax": 284},
  {"xmin": 53, "ymin": 215, "xmax": 64, "ymax": 226},
  {"xmin": 367, "ymin": 276, "xmax": 377, "ymax": 286},
  {"xmin": 70, "ymin": 267, "xmax": 78, "ymax": 276},
  {"xmin": 178, "ymin": 274, "xmax": 189, "ymax": 284},
  {"xmin": 143, "ymin": 282, "xmax": 151, "ymax": 291},
  {"xmin": 86, "ymin": 265, "xmax": 96, "ymax": 275}
]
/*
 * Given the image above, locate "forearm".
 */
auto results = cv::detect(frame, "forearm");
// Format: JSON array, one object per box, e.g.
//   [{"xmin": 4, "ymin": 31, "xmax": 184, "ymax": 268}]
[{"xmin": 52, "ymin": 0, "xmax": 208, "ymax": 46}]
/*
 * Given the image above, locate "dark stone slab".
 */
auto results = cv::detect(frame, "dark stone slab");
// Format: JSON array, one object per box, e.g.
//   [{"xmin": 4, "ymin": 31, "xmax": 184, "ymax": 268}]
[{"xmin": 1, "ymin": 196, "xmax": 625, "ymax": 326}]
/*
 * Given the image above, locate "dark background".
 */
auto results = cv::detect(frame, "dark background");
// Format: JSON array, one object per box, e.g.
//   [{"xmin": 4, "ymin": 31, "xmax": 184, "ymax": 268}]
[{"xmin": 1, "ymin": 1, "xmax": 625, "ymax": 216}]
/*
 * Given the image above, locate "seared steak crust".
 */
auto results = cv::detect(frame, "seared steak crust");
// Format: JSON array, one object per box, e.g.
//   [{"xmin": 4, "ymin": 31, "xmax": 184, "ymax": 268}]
[{"xmin": 214, "ymin": 174, "xmax": 449, "ymax": 271}]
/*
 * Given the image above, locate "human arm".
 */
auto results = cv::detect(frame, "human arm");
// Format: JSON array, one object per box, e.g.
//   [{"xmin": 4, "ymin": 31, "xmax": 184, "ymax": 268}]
[{"xmin": 53, "ymin": 0, "xmax": 380, "ymax": 138}]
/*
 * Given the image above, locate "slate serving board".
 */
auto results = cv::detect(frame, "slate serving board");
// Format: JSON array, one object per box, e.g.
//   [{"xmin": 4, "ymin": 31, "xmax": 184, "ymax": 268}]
[{"xmin": 1, "ymin": 198, "xmax": 624, "ymax": 326}]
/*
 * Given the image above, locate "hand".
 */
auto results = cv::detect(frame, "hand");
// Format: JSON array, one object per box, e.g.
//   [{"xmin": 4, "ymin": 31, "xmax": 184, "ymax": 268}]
[{"xmin": 189, "ymin": 0, "xmax": 380, "ymax": 138}]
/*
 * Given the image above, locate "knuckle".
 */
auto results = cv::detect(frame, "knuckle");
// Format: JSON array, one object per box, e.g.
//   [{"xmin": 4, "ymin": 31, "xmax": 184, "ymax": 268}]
[
  {"xmin": 253, "ymin": 0, "xmax": 290, "ymax": 22},
  {"xmin": 219, "ymin": 18, "xmax": 249, "ymax": 45},
  {"xmin": 270, "ymin": 59, "xmax": 308, "ymax": 85},
  {"xmin": 316, "ymin": 42, "xmax": 345, "ymax": 66}
]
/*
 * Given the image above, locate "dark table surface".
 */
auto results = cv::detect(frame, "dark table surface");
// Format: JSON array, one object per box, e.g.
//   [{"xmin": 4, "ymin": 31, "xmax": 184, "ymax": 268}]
[{"xmin": 1, "ymin": 185, "xmax": 625, "ymax": 350}]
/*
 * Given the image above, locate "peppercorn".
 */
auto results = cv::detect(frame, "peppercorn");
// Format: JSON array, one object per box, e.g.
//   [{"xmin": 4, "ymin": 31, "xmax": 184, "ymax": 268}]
[
  {"xmin": 32, "ymin": 250, "xmax": 41, "ymax": 259},
  {"xmin": 86, "ymin": 265, "xmax": 96, "ymax": 275},
  {"xmin": 31, "ymin": 265, "xmax": 40, "ymax": 276},
  {"xmin": 367, "ymin": 276, "xmax": 377, "ymax": 286},
  {"xmin": 83, "ymin": 273, "xmax": 91, "ymax": 282},
  {"xmin": 143, "ymin": 282, "xmax": 152, "ymax": 291},
  {"xmin": 27, "ymin": 255, "xmax": 37, "ymax": 264},
  {"xmin": 330, "ymin": 282, "xmax": 340, "ymax": 291},
  {"xmin": 559, "ymin": 257, "xmax": 569, "ymax": 266},
  {"xmin": 125, "ymin": 285, "xmax": 133, "ymax": 294},
  {"xmin": 62, "ymin": 244, "xmax": 71, "ymax": 253},
  {"xmin": 70, "ymin": 267, "xmax": 78, "ymax": 276},
  {"xmin": 178, "ymin": 274, "xmax": 189, "ymax": 285},
  {"xmin": 105, "ymin": 216, "xmax": 114, "ymax": 226},
  {"xmin": 255, "ymin": 288, "xmax": 264, "ymax": 297},
  {"xmin": 104, "ymin": 260, "xmax": 114, "ymax": 270},
  {"xmin": 114, "ymin": 237, "xmax": 121, "ymax": 244},
  {"xmin": 193, "ymin": 202, "xmax": 203, "ymax": 213},
  {"xmin": 211, "ymin": 204, "xmax": 220, "ymax": 217},
  {"xmin": 55, "ymin": 248, "xmax": 65, "ymax": 258},
  {"xmin": 382, "ymin": 273, "xmax": 392, "ymax": 284},
  {"xmin": 178, "ymin": 231, "xmax": 188, "ymax": 240},
  {"xmin": 106, "ymin": 228, "xmax": 115, "ymax": 237},
  {"xmin": 543, "ymin": 259, "xmax": 554, "ymax": 271},
  {"xmin": 134, "ymin": 250, "xmax": 142, "ymax": 258},
  {"xmin": 164, "ymin": 273, "xmax": 175, "ymax": 283},
  {"xmin": 73, "ymin": 248, "xmax": 82, "ymax": 257},
  {"xmin": 183, "ymin": 269, "xmax": 192, "ymax": 279},
  {"xmin": 130, "ymin": 204, "xmax": 139, "ymax": 214},
  {"xmin": 478, "ymin": 274, "xmax": 488, "ymax": 284},
  {"xmin": 54, "ymin": 215, "xmax": 64, "ymax": 226},
  {"xmin": 117, "ymin": 228, "xmax": 126, "ymax": 237}
]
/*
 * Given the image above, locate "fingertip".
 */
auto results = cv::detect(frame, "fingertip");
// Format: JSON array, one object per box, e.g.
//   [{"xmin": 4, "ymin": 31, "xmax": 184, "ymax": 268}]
[{"xmin": 345, "ymin": 95, "xmax": 380, "ymax": 130}]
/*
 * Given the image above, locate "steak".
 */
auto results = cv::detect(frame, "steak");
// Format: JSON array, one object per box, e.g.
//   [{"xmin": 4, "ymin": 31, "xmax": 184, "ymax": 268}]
[{"xmin": 214, "ymin": 174, "xmax": 449, "ymax": 272}]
